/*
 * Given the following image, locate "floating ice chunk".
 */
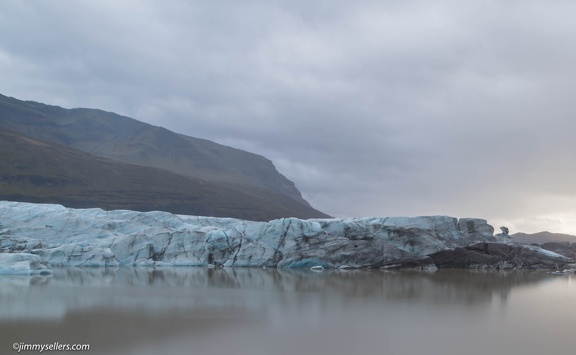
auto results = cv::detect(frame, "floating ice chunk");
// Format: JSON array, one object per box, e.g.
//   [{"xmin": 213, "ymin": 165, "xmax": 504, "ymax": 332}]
[{"xmin": 0, "ymin": 253, "xmax": 52, "ymax": 275}]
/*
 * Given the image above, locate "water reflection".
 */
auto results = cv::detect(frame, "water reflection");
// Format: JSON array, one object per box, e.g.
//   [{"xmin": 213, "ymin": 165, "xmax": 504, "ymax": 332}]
[
  {"xmin": 0, "ymin": 268, "xmax": 572, "ymax": 355},
  {"xmin": 0, "ymin": 267, "xmax": 555, "ymax": 316}
]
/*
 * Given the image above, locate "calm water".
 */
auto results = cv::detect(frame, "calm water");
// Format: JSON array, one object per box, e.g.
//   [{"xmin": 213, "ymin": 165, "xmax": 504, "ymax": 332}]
[{"xmin": 1, "ymin": 268, "xmax": 575, "ymax": 355}]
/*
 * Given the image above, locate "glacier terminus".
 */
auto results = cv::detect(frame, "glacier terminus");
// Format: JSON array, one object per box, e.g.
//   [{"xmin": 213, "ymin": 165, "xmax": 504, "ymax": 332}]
[{"xmin": 0, "ymin": 201, "xmax": 571, "ymax": 274}]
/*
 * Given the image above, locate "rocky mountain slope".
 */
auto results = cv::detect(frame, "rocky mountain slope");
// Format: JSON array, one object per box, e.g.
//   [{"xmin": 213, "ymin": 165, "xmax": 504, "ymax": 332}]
[
  {"xmin": 0, "ymin": 93, "xmax": 328, "ymax": 219},
  {"xmin": 0, "ymin": 128, "xmax": 326, "ymax": 220}
]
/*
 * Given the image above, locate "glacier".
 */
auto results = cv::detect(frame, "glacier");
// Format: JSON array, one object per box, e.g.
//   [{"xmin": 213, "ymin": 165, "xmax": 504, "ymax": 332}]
[{"xmin": 0, "ymin": 201, "xmax": 569, "ymax": 274}]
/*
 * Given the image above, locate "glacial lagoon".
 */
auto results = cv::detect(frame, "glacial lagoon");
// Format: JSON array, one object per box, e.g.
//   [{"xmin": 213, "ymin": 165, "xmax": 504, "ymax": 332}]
[{"xmin": 1, "ymin": 268, "xmax": 575, "ymax": 355}]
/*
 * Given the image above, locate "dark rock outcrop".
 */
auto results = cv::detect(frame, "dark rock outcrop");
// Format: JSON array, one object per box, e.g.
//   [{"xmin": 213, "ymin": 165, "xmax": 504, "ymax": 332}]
[
  {"xmin": 540, "ymin": 242, "xmax": 576, "ymax": 260},
  {"xmin": 430, "ymin": 242, "xmax": 571, "ymax": 270}
]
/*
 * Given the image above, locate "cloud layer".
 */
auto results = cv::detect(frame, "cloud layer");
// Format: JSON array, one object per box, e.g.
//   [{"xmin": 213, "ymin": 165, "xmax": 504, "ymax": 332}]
[{"xmin": 1, "ymin": 0, "xmax": 575, "ymax": 233}]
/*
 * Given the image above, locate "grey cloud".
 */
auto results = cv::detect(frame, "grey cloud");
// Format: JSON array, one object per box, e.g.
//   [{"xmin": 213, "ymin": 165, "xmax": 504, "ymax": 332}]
[{"xmin": 1, "ymin": 0, "xmax": 576, "ymax": 233}]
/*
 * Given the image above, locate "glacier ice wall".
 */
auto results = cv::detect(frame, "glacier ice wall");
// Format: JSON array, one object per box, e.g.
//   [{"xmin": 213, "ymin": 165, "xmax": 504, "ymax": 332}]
[{"xmin": 0, "ymin": 201, "xmax": 504, "ymax": 273}]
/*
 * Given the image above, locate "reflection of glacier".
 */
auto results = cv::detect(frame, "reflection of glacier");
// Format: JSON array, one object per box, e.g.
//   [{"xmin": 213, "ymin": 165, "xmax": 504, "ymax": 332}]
[{"xmin": 0, "ymin": 267, "xmax": 554, "ymax": 321}]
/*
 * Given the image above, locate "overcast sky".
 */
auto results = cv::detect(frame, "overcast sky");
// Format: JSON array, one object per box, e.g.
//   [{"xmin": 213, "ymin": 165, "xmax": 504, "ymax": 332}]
[{"xmin": 1, "ymin": 0, "xmax": 576, "ymax": 233}]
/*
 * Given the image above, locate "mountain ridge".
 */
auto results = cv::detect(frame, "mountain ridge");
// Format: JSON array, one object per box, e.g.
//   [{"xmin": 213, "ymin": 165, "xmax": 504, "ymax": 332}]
[
  {"xmin": 510, "ymin": 231, "xmax": 576, "ymax": 244},
  {"xmin": 0, "ymin": 93, "xmax": 310, "ymax": 206},
  {"xmin": 0, "ymin": 94, "xmax": 329, "ymax": 220}
]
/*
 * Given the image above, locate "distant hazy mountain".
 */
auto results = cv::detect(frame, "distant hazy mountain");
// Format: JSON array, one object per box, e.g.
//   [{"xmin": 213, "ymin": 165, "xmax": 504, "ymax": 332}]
[
  {"xmin": 511, "ymin": 231, "xmax": 576, "ymax": 244},
  {"xmin": 0, "ymin": 94, "xmax": 329, "ymax": 220}
]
